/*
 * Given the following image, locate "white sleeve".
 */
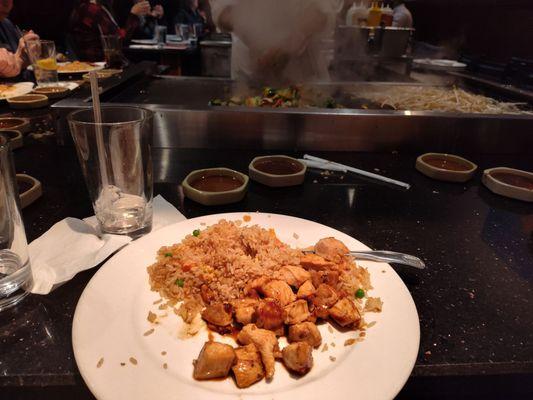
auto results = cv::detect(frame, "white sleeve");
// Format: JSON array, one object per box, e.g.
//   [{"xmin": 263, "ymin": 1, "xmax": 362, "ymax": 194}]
[
  {"xmin": 210, "ymin": 0, "xmax": 238, "ymax": 25},
  {"xmin": 308, "ymin": 0, "xmax": 343, "ymax": 15}
]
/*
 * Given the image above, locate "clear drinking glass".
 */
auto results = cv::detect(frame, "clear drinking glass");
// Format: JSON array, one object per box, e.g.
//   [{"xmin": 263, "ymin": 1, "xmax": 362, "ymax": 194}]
[
  {"xmin": 68, "ymin": 107, "xmax": 154, "ymax": 237},
  {"xmin": 0, "ymin": 134, "xmax": 33, "ymax": 311},
  {"xmin": 25, "ymin": 39, "xmax": 58, "ymax": 87},
  {"xmin": 191, "ymin": 23, "xmax": 203, "ymax": 40},
  {"xmin": 101, "ymin": 34, "xmax": 124, "ymax": 69},
  {"xmin": 154, "ymin": 25, "xmax": 167, "ymax": 44},
  {"xmin": 178, "ymin": 24, "xmax": 190, "ymax": 41}
]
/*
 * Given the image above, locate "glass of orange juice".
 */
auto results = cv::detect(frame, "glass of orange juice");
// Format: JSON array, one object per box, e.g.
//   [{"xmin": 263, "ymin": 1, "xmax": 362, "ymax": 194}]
[{"xmin": 25, "ymin": 39, "xmax": 58, "ymax": 87}]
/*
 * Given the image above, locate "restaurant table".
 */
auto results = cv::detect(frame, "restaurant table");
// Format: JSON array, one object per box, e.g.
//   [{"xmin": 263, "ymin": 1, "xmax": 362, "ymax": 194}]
[{"xmin": 1, "ymin": 132, "xmax": 533, "ymax": 399}]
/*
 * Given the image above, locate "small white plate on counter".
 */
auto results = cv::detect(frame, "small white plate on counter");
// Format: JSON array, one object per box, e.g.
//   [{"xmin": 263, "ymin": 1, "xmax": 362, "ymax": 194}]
[
  {"xmin": 414, "ymin": 58, "xmax": 467, "ymax": 71},
  {"xmin": 73, "ymin": 213, "xmax": 420, "ymax": 400},
  {"xmin": 131, "ymin": 39, "xmax": 158, "ymax": 45},
  {"xmin": 57, "ymin": 61, "xmax": 106, "ymax": 74},
  {"xmin": 0, "ymin": 82, "xmax": 34, "ymax": 100}
]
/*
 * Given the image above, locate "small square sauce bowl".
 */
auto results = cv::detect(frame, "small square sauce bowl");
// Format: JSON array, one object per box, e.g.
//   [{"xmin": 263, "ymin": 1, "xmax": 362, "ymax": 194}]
[
  {"xmin": 416, "ymin": 153, "xmax": 477, "ymax": 182},
  {"xmin": 182, "ymin": 168, "xmax": 249, "ymax": 206},
  {"xmin": 249, "ymin": 155, "xmax": 306, "ymax": 187},
  {"xmin": 482, "ymin": 167, "xmax": 533, "ymax": 202}
]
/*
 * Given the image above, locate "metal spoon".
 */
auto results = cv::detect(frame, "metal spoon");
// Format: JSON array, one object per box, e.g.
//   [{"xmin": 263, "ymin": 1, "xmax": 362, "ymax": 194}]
[{"xmin": 304, "ymin": 250, "xmax": 425, "ymax": 270}]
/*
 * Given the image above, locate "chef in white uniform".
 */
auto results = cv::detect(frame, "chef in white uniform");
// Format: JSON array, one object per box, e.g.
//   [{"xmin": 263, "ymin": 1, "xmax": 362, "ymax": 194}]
[
  {"xmin": 211, "ymin": 0, "xmax": 342, "ymax": 82},
  {"xmin": 392, "ymin": 0, "xmax": 413, "ymax": 28}
]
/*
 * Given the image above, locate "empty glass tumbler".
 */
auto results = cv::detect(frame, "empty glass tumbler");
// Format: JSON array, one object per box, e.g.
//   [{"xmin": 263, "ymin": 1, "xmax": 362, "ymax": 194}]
[
  {"xmin": 0, "ymin": 134, "xmax": 33, "ymax": 311},
  {"xmin": 68, "ymin": 107, "xmax": 154, "ymax": 237}
]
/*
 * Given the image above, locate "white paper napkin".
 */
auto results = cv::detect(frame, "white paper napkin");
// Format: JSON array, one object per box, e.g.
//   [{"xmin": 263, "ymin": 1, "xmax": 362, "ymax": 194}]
[{"xmin": 29, "ymin": 195, "xmax": 186, "ymax": 295}]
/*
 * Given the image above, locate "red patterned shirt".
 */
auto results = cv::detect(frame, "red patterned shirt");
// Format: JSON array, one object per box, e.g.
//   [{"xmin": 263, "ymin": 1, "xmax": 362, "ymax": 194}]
[{"xmin": 69, "ymin": 1, "xmax": 139, "ymax": 61}]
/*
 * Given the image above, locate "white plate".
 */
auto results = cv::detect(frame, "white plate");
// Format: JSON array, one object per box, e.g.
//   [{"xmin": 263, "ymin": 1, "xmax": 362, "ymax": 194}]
[
  {"xmin": 0, "ymin": 82, "xmax": 34, "ymax": 100},
  {"xmin": 57, "ymin": 61, "xmax": 106, "ymax": 74},
  {"xmin": 35, "ymin": 81, "xmax": 80, "ymax": 91},
  {"xmin": 73, "ymin": 213, "xmax": 420, "ymax": 400},
  {"xmin": 414, "ymin": 58, "xmax": 467, "ymax": 71},
  {"xmin": 131, "ymin": 39, "xmax": 158, "ymax": 45}
]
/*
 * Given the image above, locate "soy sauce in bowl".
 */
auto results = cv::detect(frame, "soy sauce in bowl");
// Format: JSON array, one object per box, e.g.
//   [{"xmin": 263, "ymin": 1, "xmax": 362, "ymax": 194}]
[
  {"xmin": 422, "ymin": 156, "xmax": 472, "ymax": 172},
  {"xmin": 253, "ymin": 157, "xmax": 304, "ymax": 175},
  {"xmin": 190, "ymin": 175, "xmax": 244, "ymax": 192}
]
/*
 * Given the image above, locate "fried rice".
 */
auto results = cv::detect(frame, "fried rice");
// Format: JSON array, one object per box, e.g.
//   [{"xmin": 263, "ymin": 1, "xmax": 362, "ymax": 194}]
[{"xmin": 147, "ymin": 219, "xmax": 371, "ymax": 305}]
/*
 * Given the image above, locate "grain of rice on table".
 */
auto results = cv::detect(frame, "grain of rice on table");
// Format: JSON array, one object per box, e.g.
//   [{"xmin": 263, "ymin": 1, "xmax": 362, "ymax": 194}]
[{"xmin": 148, "ymin": 219, "xmax": 371, "ymax": 305}]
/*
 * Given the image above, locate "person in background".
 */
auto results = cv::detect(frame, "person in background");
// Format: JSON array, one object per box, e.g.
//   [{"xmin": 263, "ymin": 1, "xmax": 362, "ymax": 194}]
[
  {"xmin": 211, "ymin": 0, "xmax": 342, "ymax": 82},
  {"xmin": 174, "ymin": 0, "xmax": 206, "ymax": 37},
  {"xmin": 391, "ymin": 0, "xmax": 412, "ymax": 28},
  {"xmin": 113, "ymin": 0, "xmax": 165, "ymax": 39},
  {"xmin": 198, "ymin": 0, "xmax": 215, "ymax": 34},
  {"xmin": 69, "ymin": 0, "xmax": 151, "ymax": 61},
  {"xmin": 0, "ymin": 0, "xmax": 38, "ymax": 78}
]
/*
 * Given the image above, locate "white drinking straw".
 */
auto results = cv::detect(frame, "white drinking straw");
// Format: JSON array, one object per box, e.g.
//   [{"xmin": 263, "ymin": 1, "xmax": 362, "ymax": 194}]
[
  {"xmin": 89, "ymin": 70, "xmax": 109, "ymax": 188},
  {"xmin": 303, "ymin": 154, "xmax": 411, "ymax": 190},
  {"xmin": 299, "ymin": 159, "xmax": 348, "ymax": 173}
]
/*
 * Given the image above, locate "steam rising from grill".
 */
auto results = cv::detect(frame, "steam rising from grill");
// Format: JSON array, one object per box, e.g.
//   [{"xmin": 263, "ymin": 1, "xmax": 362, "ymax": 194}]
[{"xmin": 229, "ymin": 0, "xmax": 342, "ymax": 84}]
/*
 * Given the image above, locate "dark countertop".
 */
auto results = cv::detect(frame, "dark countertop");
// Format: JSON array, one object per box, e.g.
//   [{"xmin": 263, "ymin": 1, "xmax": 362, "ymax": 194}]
[{"xmin": 1, "ymin": 134, "xmax": 533, "ymax": 399}]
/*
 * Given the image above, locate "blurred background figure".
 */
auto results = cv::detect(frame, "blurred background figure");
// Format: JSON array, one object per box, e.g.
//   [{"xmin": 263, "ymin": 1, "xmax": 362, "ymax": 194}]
[
  {"xmin": 392, "ymin": 0, "xmax": 412, "ymax": 28},
  {"xmin": 170, "ymin": 0, "xmax": 214, "ymax": 36},
  {"xmin": 0, "ymin": 0, "xmax": 38, "ymax": 78},
  {"xmin": 212, "ymin": 0, "xmax": 342, "ymax": 82},
  {"xmin": 68, "ymin": 0, "xmax": 151, "ymax": 61},
  {"xmin": 174, "ymin": 0, "xmax": 204, "ymax": 36},
  {"xmin": 113, "ymin": 0, "xmax": 165, "ymax": 39}
]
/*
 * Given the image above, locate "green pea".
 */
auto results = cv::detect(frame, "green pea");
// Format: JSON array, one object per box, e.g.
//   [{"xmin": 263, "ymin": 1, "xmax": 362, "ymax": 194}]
[
  {"xmin": 164, "ymin": 252, "xmax": 172, "ymax": 257},
  {"xmin": 355, "ymin": 288, "xmax": 365, "ymax": 299},
  {"xmin": 175, "ymin": 278, "xmax": 184, "ymax": 287},
  {"xmin": 192, "ymin": 229, "xmax": 200, "ymax": 237}
]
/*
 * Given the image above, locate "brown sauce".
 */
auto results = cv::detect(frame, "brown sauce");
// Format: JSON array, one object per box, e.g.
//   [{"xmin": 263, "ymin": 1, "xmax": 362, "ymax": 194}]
[
  {"xmin": 423, "ymin": 156, "xmax": 472, "ymax": 172},
  {"xmin": 190, "ymin": 175, "xmax": 243, "ymax": 192},
  {"xmin": 253, "ymin": 158, "xmax": 303, "ymax": 175},
  {"xmin": 0, "ymin": 119, "xmax": 23, "ymax": 129},
  {"xmin": 12, "ymin": 95, "xmax": 44, "ymax": 101},
  {"xmin": 491, "ymin": 172, "xmax": 533, "ymax": 190}
]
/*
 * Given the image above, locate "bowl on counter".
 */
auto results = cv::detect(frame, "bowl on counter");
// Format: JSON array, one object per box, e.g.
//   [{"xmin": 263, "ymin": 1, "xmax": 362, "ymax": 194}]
[
  {"xmin": 7, "ymin": 94, "xmax": 48, "ymax": 109},
  {"xmin": 0, "ymin": 117, "xmax": 30, "ymax": 133},
  {"xmin": 182, "ymin": 168, "xmax": 249, "ymax": 206},
  {"xmin": 16, "ymin": 174, "xmax": 42, "ymax": 208},
  {"xmin": 0, "ymin": 130, "xmax": 23, "ymax": 149},
  {"xmin": 33, "ymin": 85, "xmax": 70, "ymax": 99},
  {"xmin": 82, "ymin": 69, "xmax": 122, "ymax": 81},
  {"xmin": 416, "ymin": 153, "xmax": 477, "ymax": 182},
  {"xmin": 482, "ymin": 167, "xmax": 533, "ymax": 202},
  {"xmin": 249, "ymin": 155, "xmax": 306, "ymax": 187}
]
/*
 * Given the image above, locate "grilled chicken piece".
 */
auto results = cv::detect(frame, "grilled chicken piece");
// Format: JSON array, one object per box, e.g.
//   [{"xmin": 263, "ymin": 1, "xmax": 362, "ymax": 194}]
[
  {"xmin": 288, "ymin": 321, "xmax": 322, "ymax": 348},
  {"xmin": 243, "ymin": 276, "xmax": 270, "ymax": 298},
  {"xmin": 296, "ymin": 280, "xmax": 316, "ymax": 299},
  {"xmin": 255, "ymin": 299, "xmax": 285, "ymax": 331},
  {"xmin": 284, "ymin": 300, "xmax": 311, "ymax": 325},
  {"xmin": 201, "ymin": 303, "xmax": 233, "ymax": 326},
  {"xmin": 279, "ymin": 265, "xmax": 311, "ymax": 288},
  {"xmin": 233, "ymin": 298, "xmax": 258, "ymax": 325},
  {"xmin": 237, "ymin": 324, "xmax": 281, "ymax": 379},
  {"xmin": 282, "ymin": 342, "xmax": 313, "ymax": 375},
  {"xmin": 177, "ymin": 299, "xmax": 203, "ymax": 324},
  {"xmin": 259, "ymin": 280, "xmax": 296, "ymax": 307},
  {"xmin": 314, "ymin": 237, "xmax": 349, "ymax": 262},
  {"xmin": 310, "ymin": 284, "xmax": 339, "ymax": 319},
  {"xmin": 329, "ymin": 297, "xmax": 361, "ymax": 328},
  {"xmin": 309, "ymin": 270, "xmax": 340, "ymax": 288},
  {"xmin": 200, "ymin": 284, "xmax": 216, "ymax": 304},
  {"xmin": 193, "ymin": 341, "xmax": 236, "ymax": 380},
  {"xmin": 232, "ymin": 344, "xmax": 265, "ymax": 388},
  {"xmin": 299, "ymin": 253, "xmax": 335, "ymax": 271}
]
